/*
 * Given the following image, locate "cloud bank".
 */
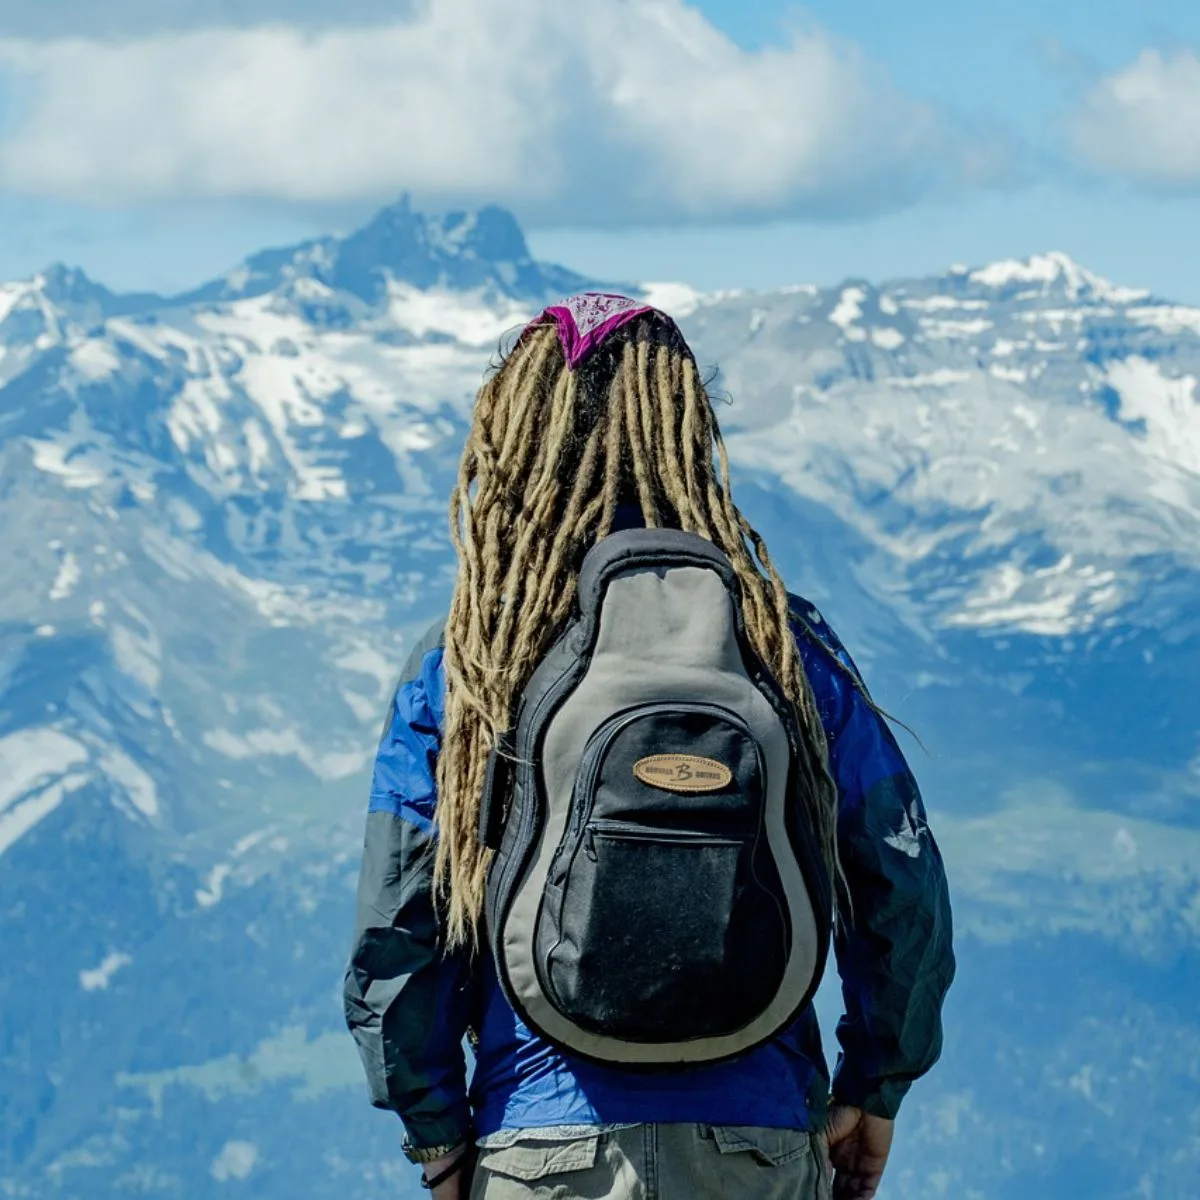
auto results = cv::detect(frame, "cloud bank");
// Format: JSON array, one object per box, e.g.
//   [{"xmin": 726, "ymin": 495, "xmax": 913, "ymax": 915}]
[
  {"xmin": 0, "ymin": 0, "xmax": 991, "ymax": 226},
  {"xmin": 1067, "ymin": 49, "xmax": 1200, "ymax": 189}
]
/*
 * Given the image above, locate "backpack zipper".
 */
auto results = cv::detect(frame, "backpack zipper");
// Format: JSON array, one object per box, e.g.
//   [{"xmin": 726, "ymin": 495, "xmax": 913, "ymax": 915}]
[
  {"xmin": 583, "ymin": 820, "xmax": 748, "ymax": 861},
  {"xmin": 550, "ymin": 700, "xmax": 759, "ymax": 881}
]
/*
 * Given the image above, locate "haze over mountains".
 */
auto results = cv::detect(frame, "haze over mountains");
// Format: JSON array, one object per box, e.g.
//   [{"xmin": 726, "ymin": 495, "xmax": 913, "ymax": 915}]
[{"xmin": 1, "ymin": 196, "xmax": 1197, "ymax": 1199}]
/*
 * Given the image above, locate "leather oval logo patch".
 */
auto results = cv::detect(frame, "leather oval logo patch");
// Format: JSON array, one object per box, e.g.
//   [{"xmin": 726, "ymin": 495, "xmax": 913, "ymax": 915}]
[{"xmin": 633, "ymin": 754, "xmax": 733, "ymax": 793}]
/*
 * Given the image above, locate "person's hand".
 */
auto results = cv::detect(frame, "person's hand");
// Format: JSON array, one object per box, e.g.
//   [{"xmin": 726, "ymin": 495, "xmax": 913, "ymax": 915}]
[
  {"xmin": 422, "ymin": 1147, "xmax": 474, "ymax": 1199},
  {"xmin": 825, "ymin": 1104, "xmax": 894, "ymax": 1199}
]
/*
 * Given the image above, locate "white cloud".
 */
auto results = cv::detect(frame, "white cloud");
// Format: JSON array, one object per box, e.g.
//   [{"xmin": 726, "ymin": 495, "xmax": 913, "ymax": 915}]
[
  {"xmin": 0, "ymin": 0, "xmax": 976, "ymax": 225},
  {"xmin": 80, "ymin": 951, "xmax": 133, "ymax": 992},
  {"xmin": 1067, "ymin": 48, "xmax": 1200, "ymax": 188},
  {"xmin": 211, "ymin": 1140, "xmax": 259, "ymax": 1182}
]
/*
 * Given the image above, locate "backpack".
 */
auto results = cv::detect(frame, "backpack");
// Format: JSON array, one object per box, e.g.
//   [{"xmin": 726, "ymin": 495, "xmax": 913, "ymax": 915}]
[{"xmin": 478, "ymin": 528, "xmax": 831, "ymax": 1068}]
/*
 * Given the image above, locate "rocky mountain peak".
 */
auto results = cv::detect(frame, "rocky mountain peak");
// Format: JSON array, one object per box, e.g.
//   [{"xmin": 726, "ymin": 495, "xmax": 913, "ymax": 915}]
[
  {"xmin": 171, "ymin": 194, "xmax": 596, "ymax": 309},
  {"xmin": 963, "ymin": 250, "xmax": 1151, "ymax": 304}
]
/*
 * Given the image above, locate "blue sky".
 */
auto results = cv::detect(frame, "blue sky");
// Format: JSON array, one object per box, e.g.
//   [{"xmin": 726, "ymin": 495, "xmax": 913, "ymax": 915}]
[
  {"xmin": 0, "ymin": 0, "xmax": 1198, "ymax": 301},
  {"xmin": 540, "ymin": 0, "xmax": 1200, "ymax": 296}
]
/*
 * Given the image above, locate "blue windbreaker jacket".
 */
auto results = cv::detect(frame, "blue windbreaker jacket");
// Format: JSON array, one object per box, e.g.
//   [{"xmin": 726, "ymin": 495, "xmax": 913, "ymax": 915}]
[{"xmin": 343, "ymin": 596, "xmax": 955, "ymax": 1152}]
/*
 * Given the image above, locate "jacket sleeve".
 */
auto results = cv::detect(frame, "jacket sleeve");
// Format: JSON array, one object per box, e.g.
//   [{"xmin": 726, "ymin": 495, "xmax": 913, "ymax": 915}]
[
  {"xmin": 342, "ymin": 628, "xmax": 476, "ymax": 1151},
  {"xmin": 791, "ymin": 601, "xmax": 956, "ymax": 1120}
]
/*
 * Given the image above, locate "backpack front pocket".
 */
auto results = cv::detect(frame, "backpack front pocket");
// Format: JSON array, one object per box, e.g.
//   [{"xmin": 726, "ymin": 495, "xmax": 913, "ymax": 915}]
[{"xmin": 541, "ymin": 820, "xmax": 788, "ymax": 1042}]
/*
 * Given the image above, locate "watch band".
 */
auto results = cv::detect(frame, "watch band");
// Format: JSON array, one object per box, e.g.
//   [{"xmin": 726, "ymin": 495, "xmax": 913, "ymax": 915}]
[
  {"xmin": 421, "ymin": 1145, "xmax": 478, "ymax": 1192},
  {"xmin": 403, "ymin": 1138, "xmax": 466, "ymax": 1165}
]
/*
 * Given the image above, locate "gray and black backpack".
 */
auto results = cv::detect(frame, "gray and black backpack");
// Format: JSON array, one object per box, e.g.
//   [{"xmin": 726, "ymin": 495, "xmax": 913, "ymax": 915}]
[{"xmin": 479, "ymin": 528, "xmax": 831, "ymax": 1067}]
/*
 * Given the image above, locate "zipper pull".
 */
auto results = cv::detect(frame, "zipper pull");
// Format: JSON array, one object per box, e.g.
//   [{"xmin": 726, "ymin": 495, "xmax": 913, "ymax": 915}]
[{"xmin": 584, "ymin": 827, "xmax": 598, "ymax": 862}]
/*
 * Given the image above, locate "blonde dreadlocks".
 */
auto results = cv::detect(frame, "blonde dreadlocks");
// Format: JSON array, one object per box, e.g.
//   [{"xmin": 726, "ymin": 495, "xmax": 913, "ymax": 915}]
[{"xmin": 435, "ymin": 313, "xmax": 838, "ymax": 949}]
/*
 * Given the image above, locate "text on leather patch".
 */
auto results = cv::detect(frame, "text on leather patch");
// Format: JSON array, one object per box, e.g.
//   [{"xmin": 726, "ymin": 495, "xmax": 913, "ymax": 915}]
[{"xmin": 633, "ymin": 754, "xmax": 733, "ymax": 793}]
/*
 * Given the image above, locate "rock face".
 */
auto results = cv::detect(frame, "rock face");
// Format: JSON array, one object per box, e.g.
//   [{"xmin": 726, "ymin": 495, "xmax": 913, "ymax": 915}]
[
  {"xmin": 170, "ymin": 194, "xmax": 596, "ymax": 308},
  {"xmin": 0, "ymin": 200, "xmax": 1196, "ymax": 1198}
]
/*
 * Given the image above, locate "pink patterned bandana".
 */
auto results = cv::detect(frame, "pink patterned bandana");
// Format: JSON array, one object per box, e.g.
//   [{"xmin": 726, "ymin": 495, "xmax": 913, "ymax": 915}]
[{"xmin": 522, "ymin": 292, "xmax": 677, "ymax": 369}]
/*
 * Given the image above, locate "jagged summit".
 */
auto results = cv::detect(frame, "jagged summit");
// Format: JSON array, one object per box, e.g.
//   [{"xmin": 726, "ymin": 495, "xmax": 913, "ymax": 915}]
[
  {"xmin": 342, "ymin": 197, "xmax": 531, "ymax": 275},
  {"xmin": 0, "ymin": 263, "xmax": 163, "ymax": 330},
  {"xmin": 963, "ymin": 250, "xmax": 1151, "ymax": 304},
  {"xmin": 34, "ymin": 262, "xmax": 107, "ymax": 304},
  {"xmin": 170, "ymin": 194, "xmax": 598, "ymax": 308},
  {"xmin": 4, "ymin": 195, "xmax": 609, "ymax": 319}
]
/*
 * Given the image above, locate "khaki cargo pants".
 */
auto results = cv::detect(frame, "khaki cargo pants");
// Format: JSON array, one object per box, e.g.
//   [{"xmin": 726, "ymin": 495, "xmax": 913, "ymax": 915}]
[{"xmin": 469, "ymin": 1124, "xmax": 832, "ymax": 1199}]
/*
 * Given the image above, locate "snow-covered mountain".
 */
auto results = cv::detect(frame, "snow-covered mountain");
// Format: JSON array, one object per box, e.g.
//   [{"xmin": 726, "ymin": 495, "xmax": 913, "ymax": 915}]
[{"xmin": 1, "ymin": 198, "xmax": 1197, "ymax": 1199}]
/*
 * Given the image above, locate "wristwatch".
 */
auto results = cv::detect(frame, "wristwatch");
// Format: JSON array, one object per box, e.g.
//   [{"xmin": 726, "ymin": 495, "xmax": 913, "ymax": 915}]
[{"xmin": 402, "ymin": 1138, "xmax": 466, "ymax": 1165}]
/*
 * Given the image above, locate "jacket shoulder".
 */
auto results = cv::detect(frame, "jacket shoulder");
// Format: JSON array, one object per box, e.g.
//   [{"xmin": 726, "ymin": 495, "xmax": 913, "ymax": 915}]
[
  {"xmin": 399, "ymin": 616, "xmax": 447, "ymax": 683},
  {"xmin": 785, "ymin": 592, "xmax": 870, "ymax": 692},
  {"xmin": 787, "ymin": 591, "xmax": 845, "ymax": 656},
  {"xmin": 377, "ymin": 616, "xmax": 448, "ymax": 744}
]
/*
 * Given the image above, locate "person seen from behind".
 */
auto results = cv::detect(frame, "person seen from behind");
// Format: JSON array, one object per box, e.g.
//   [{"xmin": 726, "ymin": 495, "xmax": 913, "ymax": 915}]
[{"xmin": 344, "ymin": 295, "xmax": 955, "ymax": 1199}]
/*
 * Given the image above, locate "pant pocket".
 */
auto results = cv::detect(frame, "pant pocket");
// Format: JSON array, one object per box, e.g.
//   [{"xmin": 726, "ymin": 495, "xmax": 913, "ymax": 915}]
[
  {"xmin": 475, "ymin": 1134, "xmax": 601, "ymax": 1186},
  {"xmin": 707, "ymin": 1124, "xmax": 813, "ymax": 1167}
]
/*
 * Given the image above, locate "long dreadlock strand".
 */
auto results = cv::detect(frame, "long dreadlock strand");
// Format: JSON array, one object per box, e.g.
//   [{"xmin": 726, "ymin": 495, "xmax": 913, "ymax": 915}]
[
  {"xmin": 620, "ymin": 344, "xmax": 661, "ymax": 526},
  {"xmin": 597, "ymin": 384, "xmax": 625, "ymax": 539},
  {"xmin": 495, "ymin": 332, "xmax": 556, "ymax": 465},
  {"xmin": 635, "ymin": 339, "xmax": 667, "ymax": 510},
  {"xmin": 679, "ymin": 364, "xmax": 709, "ymax": 528},
  {"xmin": 527, "ymin": 423, "xmax": 606, "ymax": 624},
  {"xmin": 651, "ymin": 345, "xmax": 697, "ymax": 532}
]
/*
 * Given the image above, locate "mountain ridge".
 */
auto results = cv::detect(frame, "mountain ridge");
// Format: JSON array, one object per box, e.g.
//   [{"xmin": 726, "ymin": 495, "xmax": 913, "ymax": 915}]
[{"xmin": 4, "ymin": 193, "xmax": 1177, "ymax": 329}]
